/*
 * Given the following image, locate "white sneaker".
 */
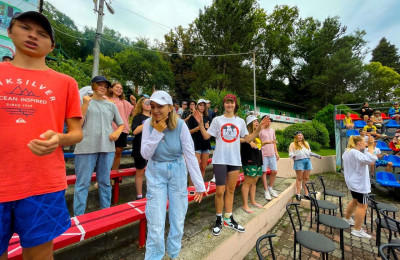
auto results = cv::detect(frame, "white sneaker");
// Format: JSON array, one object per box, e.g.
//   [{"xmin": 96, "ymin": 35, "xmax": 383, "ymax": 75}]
[
  {"xmin": 210, "ymin": 176, "xmax": 216, "ymax": 183},
  {"xmin": 265, "ymin": 190, "xmax": 272, "ymax": 201},
  {"xmin": 268, "ymin": 187, "xmax": 278, "ymax": 197},
  {"xmin": 343, "ymin": 217, "xmax": 355, "ymax": 226},
  {"xmin": 351, "ymin": 228, "xmax": 371, "ymax": 239}
]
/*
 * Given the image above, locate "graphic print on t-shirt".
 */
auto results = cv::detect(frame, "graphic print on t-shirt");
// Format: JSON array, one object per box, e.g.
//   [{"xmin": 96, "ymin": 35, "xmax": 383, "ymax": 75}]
[{"xmin": 221, "ymin": 123, "xmax": 239, "ymax": 143}]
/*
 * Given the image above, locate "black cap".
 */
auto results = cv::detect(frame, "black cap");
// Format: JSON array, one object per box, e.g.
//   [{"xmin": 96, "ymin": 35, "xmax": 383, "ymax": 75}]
[
  {"xmin": 12, "ymin": 11, "xmax": 55, "ymax": 44},
  {"xmin": 2, "ymin": 56, "xmax": 12, "ymax": 61},
  {"xmin": 91, "ymin": 76, "xmax": 111, "ymax": 87}
]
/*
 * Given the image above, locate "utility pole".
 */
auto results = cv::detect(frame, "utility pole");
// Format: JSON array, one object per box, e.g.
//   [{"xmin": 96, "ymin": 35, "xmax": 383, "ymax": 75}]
[
  {"xmin": 92, "ymin": 0, "xmax": 105, "ymax": 78},
  {"xmin": 253, "ymin": 47, "xmax": 258, "ymax": 115}
]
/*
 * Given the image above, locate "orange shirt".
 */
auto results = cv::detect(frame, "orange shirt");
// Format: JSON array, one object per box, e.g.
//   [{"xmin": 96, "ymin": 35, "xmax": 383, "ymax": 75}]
[{"xmin": 0, "ymin": 62, "xmax": 82, "ymax": 202}]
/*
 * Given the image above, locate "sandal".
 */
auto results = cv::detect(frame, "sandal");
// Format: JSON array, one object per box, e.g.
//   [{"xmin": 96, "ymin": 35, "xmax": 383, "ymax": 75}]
[
  {"xmin": 241, "ymin": 207, "xmax": 255, "ymax": 214},
  {"xmin": 251, "ymin": 203, "xmax": 263, "ymax": 209}
]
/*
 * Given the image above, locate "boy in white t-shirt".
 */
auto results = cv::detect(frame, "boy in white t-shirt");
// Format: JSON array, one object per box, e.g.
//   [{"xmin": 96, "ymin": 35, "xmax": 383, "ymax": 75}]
[{"xmin": 259, "ymin": 116, "xmax": 280, "ymax": 200}]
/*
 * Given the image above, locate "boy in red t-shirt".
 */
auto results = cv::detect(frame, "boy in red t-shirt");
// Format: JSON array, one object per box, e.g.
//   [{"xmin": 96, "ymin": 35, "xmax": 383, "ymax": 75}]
[{"xmin": 0, "ymin": 11, "xmax": 82, "ymax": 259}]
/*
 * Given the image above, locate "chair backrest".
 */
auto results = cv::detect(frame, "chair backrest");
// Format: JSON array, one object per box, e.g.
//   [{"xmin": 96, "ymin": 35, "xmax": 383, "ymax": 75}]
[
  {"xmin": 256, "ymin": 234, "xmax": 276, "ymax": 260},
  {"xmin": 335, "ymin": 114, "xmax": 345, "ymax": 120},
  {"xmin": 377, "ymin": 171, "xmax": 397, "ymax": 183},
  {"xmin": 386, "ymin": 155, "xmax": 400, "ymax": 164},
  {"xmin": 346, "ymin": 129, "xmax": 360, "ymax": 137},
  {"xmin": 378, "ymin": 244, "xmax": 400, "ymax": 260},
  {"xmin": 308, "ymin": 192, "xmax": 321, "ymax": 213},
  {"xmin": 380, "ymin": 209, "xmax": 400, "ymax": 236},
  {"xmin": 350, "ymin": 114, "xmax": 361, "ymax": 120},
  {"xmin": 317, "ymin": 176, "xmax": 326, "ymax": 193},
  {"xmin": 305, "ymin": 181, "xmax": 317, "ymax": 195},
  {"xmin": 376, "ymin": 140, "xmax": 389, "ymax": 150},
  {"xmin": 368, "ymin": 196, "xmax": 383, "ymax": 223},
  {"xmin": 286, "ymin": 203, "xmax": 302, "ymax": 234},
  {"xmin": 354, "ymin": 120, "xmax": 367, "ymax": 128}
]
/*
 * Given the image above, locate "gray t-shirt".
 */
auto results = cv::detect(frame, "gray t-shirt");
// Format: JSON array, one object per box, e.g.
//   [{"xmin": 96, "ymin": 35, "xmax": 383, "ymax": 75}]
[{"xmin": 74, "ymin": 99, "xmax": 123, "ymax": 154}]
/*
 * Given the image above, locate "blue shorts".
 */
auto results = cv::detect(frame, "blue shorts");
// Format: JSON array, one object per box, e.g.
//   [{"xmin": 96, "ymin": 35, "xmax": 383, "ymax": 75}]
[
  {"xmin": 195, "ymin": 149, "xmax": 210, "ymax": 154},
  {"xmin": 294, "ymin": 158, "xmax": 313, "ymax": 171},
  {"xmin": 262, "ymin": 156, "xmax": 278, "ymax": 172},
  {"xmin": 0, "ymin": 190, "xmax": 71, "ymax": 255},
  {"xmin": 376, "ymin": 159, "xmax": 389, "ymax": 167}
]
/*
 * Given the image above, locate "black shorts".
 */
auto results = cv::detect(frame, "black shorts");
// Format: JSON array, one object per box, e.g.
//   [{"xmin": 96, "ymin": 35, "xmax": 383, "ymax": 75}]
[
  {"xmin": 213, "ymin": 164, "xmax": 241, "ymax": 186},
  {"xmin": 115, "ymin": 132, "xmax": 128, "ymax": 148},
  {"xmin": 133, "ymin": 155, "xmax": 147, "ymax": 170},
  {"xmin": 350, "ymin": 190, "xmax": 369, "ymax": 204}
]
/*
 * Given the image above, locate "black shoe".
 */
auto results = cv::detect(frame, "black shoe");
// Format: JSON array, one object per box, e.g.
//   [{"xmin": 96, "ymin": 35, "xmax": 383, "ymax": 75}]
[
  {"xmin": 296, "ymin": 194, "xmax": 302, "ymax": 201},
  {"xmin": 212, "ymin": 216, "xmax": 222, "ymax": 236},
  {"xmin": 224, "ymin": 216, "xmax": 245, "ymax": 232},
  {"xmin": 303, "ymin": 195, "xmax": 311, "ymax": 200}
]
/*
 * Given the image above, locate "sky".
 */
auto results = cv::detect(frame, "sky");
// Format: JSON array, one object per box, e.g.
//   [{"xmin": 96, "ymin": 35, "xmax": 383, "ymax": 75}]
[{"xmin": 47, "ymin": 0, "xmax": 400, "ymax": 61}]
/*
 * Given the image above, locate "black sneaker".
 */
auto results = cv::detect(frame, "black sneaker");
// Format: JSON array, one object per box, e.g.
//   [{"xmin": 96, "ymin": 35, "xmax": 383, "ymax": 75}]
[
  {"xmin": 303, "ymin": 195, "xmax": 311, "ymax": 200},
  {"xmin": 224, "ymin": 216, "xmax": 245, "ymax": 232},
  {"xmin": 296, "ymin": 194, "xmax": 301, "ymax": 201},
  {"xmin": 212, "ymin": 216, "xmax": 223, "ymax": 236}
]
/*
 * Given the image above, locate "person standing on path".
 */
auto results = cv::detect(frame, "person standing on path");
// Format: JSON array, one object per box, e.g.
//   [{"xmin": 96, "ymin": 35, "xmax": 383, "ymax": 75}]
[
  {"xmin": 194, "ymin": 94, "xmax": 269, "ymax": 236},
  {"xmin": 289, "ymin": 131, "xmax": 322, "ymax": 201},
  {"xmin": 343, "ymin": 135, "xmax": 377, "ymax": 239},
  {"xmin": 0, "ymin": 11, "xmax": 82, "ymax": 259},
  {"xmin": 141, "ymin": 91, "xmax": 206, "ymax": 260}
]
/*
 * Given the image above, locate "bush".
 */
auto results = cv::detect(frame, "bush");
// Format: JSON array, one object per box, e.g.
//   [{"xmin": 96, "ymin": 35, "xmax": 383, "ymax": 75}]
[
  {"xmin": 276, "ymin": 134, "xmax": 291, "ymax": 152},
  {"xmin": 283, "ymin": 123, "xmax": 317, "ymax": 142},
  {"xmin": 307, "ymin": 140, "xmax": 322, "ymax": 151},
  {"xmin": 275, "ymin": 129, "xmax": 283, "ymax": 135},
  {"xmin": 310, "ymin": 120, "xmax": 330, "ymax": 147},
  {"xmin": 314, "ymin": 104, "xmax": 356, "ymax": 147}
]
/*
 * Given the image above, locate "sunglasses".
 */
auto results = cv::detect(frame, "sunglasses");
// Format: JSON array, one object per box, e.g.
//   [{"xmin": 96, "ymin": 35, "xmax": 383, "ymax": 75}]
[{"xmin": 294, "ymin": 131, "xmax": 303, "ymax": 136}]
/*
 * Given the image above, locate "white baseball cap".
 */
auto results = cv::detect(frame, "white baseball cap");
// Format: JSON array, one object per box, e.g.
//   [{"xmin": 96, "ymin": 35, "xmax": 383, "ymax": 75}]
[
  {"xmin": 144, "ymin": 91, "xmax": 173, "ymax": 106},
  {"xmin": 197, "ymin": 99, "xmax": 207, "ymax": 105},
  {"xmin": 205, "ymin": 100, "xmax": 211, "ymax": 103},
  {"xmin": 79, "ymin": 86, "xmax": 93, "ymax": 99},
  {"xmin": 246, "ymin": 115, "xmax": 258, "ymax": 126}
]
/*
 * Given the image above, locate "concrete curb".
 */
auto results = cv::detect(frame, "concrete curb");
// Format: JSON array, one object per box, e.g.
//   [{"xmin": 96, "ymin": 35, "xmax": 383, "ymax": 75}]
[{"xmin": 205, "ymin": 181, "xmax": 296, "ymax": 260}]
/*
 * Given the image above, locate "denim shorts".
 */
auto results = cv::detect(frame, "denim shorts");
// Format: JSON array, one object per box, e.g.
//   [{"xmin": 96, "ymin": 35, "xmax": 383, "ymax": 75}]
[
  {"xmin": 293, "ymin": 158, "xmax": 313, "ymax": 171},
  {"xmin": 0, "ymin": 190, "xmax": 70, "ymax": 255},
  {"xmin": 195, "ymin": 149, "xmax": 210, "ymax": 154},
  {"xmin": 262, "ymin": 156, "xmax": 278, "ymax": 172}
]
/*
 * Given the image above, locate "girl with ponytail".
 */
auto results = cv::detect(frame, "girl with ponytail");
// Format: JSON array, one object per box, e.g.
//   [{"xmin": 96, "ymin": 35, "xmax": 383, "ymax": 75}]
[{"xmin": 342, "ymin": 134, "xmax": 377, "ymax": 239}]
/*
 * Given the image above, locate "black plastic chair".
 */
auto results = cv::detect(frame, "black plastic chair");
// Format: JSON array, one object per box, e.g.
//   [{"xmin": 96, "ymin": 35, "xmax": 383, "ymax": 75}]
[
  {"xmin": 379, "ymin": 244, "xmax": 400, "ymax": 260},
  {"xmin": 309, "ymin": 192, "xmax": 350, "ymax": 260},
  {"xmin": 256, "ymin": 233, "xmax": 276, "ymax": 260},
  {"xmin": 366, "ymin": 194, "xmax": 399, "ymax": 233},
  {"xmin": 286, "ymin": 203, "xmax": 335, "ymax": 260},
  {"xmin": 380, "ymin": 210, "xmax": 400, "ymax": 245},
  {"xmin": 305, "ymin": 182, "xmax": 338, "ymax": 222},
  {"xmin": 318, "ymin": 176, "xmax": 345, "ymax": 217},
  {"xmin": 369, "ymin": 197, "xmax": 400, "ymax": 246}
]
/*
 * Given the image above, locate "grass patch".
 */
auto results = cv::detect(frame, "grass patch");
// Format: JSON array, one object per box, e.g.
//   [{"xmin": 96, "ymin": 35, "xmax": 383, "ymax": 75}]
[{"xmin": 278, "ymin": 148, "xmax": 336, "ymax": 158}]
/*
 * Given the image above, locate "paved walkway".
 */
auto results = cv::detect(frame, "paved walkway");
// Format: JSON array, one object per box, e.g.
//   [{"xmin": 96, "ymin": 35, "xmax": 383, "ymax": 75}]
[{"xmin": 244, "ymin": 172, "xmax": 400, "ymax": 260}]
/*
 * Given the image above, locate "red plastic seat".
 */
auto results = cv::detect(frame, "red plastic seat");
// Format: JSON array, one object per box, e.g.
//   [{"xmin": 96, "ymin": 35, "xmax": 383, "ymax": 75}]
[
  {"xmin": 335, "ymin": 114, "xmax": 345, "ymax": 120},
  {"xmin": 350, "ymin": 114, "xmax": 362, "ymax": 121}
]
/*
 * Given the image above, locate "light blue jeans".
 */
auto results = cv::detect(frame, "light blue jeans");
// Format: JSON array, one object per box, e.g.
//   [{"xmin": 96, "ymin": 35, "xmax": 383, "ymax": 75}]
[
  {"xmin": 73, "ymin": 152, "xmax": 115, "ymax": 216},
  {"xmin": 144, "ymin": 156, "xmax": 188, "ymax": 260}
]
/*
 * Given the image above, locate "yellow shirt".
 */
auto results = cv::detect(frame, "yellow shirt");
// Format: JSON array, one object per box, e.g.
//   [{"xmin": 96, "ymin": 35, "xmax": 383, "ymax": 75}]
[
  {"xmin": 363, "ymin": 125, "xmax": 377, "ymax": 133},
  {"xmin": 343, "ymin": 117, "xmax": 352, "ymax": 125}
]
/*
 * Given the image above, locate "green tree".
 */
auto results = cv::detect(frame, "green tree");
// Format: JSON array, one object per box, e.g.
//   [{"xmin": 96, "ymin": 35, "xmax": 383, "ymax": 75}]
[
  {"xmin": 361, "ymin": 62, "xmax": 400, "ymax": 102},
  {"xmin": 371, "ymin": 37, "xmax": 400, "ymax": 73},
  {"xmin": 47, "ymin": 55, "xmax": 91, "ymax": 88},
  {"xmin": 193, "ymin": 0, "xmax": 266, "ymax": 95}
]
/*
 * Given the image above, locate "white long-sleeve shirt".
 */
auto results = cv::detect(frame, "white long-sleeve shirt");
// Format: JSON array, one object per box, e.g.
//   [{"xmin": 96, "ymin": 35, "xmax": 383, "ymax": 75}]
[
  {"xmin": 342, "ymin": 148, "xmax": 377, "ymax": 193},
  {"xmin": 289, "ymin": 143, "xmax": 321, "ymax": 161},
  {"xmin": 141, "ymin": 118, "xmax": 206, "ymax": 192}
]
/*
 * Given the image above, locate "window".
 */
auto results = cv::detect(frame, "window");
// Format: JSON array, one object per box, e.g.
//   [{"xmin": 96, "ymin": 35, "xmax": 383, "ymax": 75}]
[
  {"xmin": 270, "ymin": 109, "xmax": 275, "ymax": 114},
  {"xmin": 296, "ymin": 114, "xmax": 300, "ymax": 118}
]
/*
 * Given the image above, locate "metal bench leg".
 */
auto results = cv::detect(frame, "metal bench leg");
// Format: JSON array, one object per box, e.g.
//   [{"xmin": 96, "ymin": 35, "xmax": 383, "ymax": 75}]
[
  {"xmin": 340, "ymin": 229, "xmax": 344, "ymax": 260},
  {"xmin": 112, "ymin": 177, "xmax": 120, "ymax": 205},
  {"xmin": 339, "ymin": 197, "xmax": 343, "ymax": 217},
  {"xmin": 139, "ymin": 218, "xmax": 147, "ymax": 248}
]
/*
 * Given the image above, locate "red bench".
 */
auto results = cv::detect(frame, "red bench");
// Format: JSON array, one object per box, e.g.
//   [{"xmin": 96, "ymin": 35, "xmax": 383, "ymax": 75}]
[{"xmin": 7, "ymin": 171, "xmax": 245, "ymax": 259}]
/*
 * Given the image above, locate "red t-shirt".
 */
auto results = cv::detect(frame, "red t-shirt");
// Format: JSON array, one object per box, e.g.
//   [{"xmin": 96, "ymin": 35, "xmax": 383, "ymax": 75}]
[{"xmin": 0, "ymin": 62, "xmax": 82, "ymax": 202}]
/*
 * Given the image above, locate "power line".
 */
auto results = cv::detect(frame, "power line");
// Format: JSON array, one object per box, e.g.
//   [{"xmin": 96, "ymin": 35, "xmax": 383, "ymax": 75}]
[{"xmin": 53, "ymin": 27, "xmax": 253, "ymax": 57}]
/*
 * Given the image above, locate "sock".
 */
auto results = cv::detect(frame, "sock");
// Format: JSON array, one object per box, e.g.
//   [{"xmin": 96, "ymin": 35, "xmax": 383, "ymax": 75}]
[
  {"xmin": 137, "ymin": 194, "xmax": 143, "ymax": 199},
  {"xmin": 268, "ymin": 186, "xmax": 273, "ymax": 189},
  {"xmin": 216, "ymin": 213, "xmax": 222, "ymax": 218},
  {"xmin": 224, "ymin": 212, "xmax": 232, "ymax": 223}
]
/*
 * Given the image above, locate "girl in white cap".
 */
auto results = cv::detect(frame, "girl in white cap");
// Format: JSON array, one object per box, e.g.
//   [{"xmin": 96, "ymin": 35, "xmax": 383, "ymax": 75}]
[
  {"xmin": 140, "ymin": 91, "xmax": 206, "ymax": 260},
  {"xmin": 240, "ymin": 115, "xmax": 264, "ymax": 214}
]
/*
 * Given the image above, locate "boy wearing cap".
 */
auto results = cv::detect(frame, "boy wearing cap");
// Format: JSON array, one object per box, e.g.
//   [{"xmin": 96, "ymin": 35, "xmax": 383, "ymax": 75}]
[
  {"xmin": 0, "ymin": 11, "xmax": 83, "ymax": 259},
  {"xmin": 363, "ymin": 119, "xmax": 381, "ymax": 139}
]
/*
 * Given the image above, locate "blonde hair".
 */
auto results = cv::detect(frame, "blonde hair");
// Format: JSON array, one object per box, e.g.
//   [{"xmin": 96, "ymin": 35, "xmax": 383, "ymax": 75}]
[
  {"xmin": 347, "ymin": 135, "xmax": 363, "ymax": 150},
  {"xmin": 134, "ymin": 97, "xmax": 147, "ymax": 116},
  {"xmin": 246, "ymin": 120, "xmax": 258, "ymax": 135},
  {"xmin": 108, "ymin": 82, "xmax": 125, "ymax": 100},
  {"xmin": 293, "ymin": 134, "xmax": 310, "ymax": 150},
  {"xmin": 196, "ymin": 103, "xmax": 209, "ymax": 117},
  {"xmin": 150, "ymin": 105, "xmax": 178, "ymax": 130}
]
